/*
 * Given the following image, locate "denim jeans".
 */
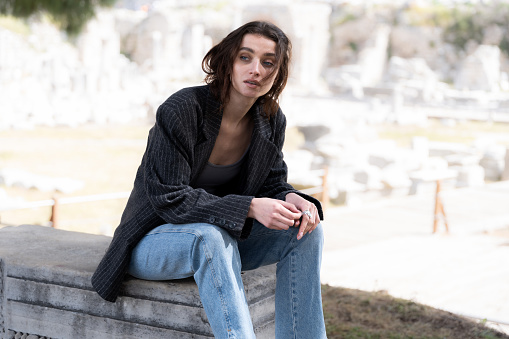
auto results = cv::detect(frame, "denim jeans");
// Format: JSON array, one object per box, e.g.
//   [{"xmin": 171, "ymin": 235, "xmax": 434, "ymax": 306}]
[{"xmin": 128, "ymin": 220, "xmax": 326, "ymax": 339}]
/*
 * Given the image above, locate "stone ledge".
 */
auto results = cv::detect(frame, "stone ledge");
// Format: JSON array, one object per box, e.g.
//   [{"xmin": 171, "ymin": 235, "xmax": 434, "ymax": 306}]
[{"xmin": 0, "ymin": 225, "xmax": 276, "ymax": 339}]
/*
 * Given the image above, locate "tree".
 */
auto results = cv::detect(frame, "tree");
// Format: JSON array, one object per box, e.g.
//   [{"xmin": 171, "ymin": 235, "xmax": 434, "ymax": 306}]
[{"xmin": 0, "ymin": 0, "xmax": 117, "ymax": 35}]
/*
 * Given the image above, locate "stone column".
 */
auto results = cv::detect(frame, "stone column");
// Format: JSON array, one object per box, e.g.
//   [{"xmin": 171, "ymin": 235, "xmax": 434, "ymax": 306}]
[
  {"xmin": 358, "ymin": 24, "xmax": 391, "ymax": 87},
  {"xmin": 191, "ymin": 25, "xmax": 204, "ymax": 68},
  {"xmin": 151, "ymin": 30, "xmax": 162, "ymax": 71},
  {"xmin": 502, "ymin": 148, "xmax": 509, "ymax": 181},
  {"xmin": 291, "ymin": 3, "xmax": 332, "ymax": 90}
]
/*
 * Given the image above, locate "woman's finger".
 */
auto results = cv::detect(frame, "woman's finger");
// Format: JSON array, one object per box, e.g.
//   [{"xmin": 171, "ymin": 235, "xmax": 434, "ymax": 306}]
[
  {"xmin": 297, "ymin": 213, "xmax": 309, "ymax": 240},
  {"xmin": 280, "ymin": 200, "xmax": 301, "ymax": 213},
  {"xmin": 305, "ymin": 206, "xmax": 319, "ymax": 234}
]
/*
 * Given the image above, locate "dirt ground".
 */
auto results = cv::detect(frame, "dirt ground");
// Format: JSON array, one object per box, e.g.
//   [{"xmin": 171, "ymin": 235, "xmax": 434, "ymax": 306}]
[{"xmin": 322, "ymin": 284, "xmax": 509, "ymax": 339}]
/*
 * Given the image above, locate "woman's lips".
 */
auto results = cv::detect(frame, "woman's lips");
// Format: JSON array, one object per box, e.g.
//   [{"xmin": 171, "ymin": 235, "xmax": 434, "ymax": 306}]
[{"xmin": 244, "ymin": 80, "xmax": 260, "ymax": 88}]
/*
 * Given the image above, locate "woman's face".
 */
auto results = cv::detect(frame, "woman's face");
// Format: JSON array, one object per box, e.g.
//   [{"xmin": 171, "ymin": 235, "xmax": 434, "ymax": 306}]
[{"xmin": 230, "ymin": 34, "xmax": 278, "ymax": 103}]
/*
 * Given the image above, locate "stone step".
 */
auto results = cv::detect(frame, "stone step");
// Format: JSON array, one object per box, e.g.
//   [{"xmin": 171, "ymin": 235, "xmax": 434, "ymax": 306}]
[{"xmin": 0, "ymin": 225, "xmax": 276, "ymax": 339}]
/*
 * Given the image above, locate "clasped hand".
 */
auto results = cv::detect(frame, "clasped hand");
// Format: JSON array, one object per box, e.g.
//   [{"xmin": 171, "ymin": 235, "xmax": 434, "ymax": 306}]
[{"xmin": 248, "ymin": 193, "xmax": 319, "ymax": 240}]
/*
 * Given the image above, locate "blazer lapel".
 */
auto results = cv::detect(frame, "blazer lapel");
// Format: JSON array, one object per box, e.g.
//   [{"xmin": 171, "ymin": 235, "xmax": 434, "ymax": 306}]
[
  {"xmin": 238, "ymin": 105, "xmax": 279, "ymax": 196},
  {"xmin": 190, "ymin": 91, "xmax": 222, "ymax": 184},
  {"xmin": 189, "ymin": 93, "xmax": 280, "ymax": 195}
]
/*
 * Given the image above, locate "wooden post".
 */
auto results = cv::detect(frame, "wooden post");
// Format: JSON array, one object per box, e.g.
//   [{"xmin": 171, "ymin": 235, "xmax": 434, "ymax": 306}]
[
  {"xmin": 49, "ymin": 197, "xmax": 59, "ymax": 228},
  {"xmin": 433, "ymin": 180, "xmax": 449, "ymax": 234},
  {"xmin": 321, "ymin": 166, "xmax": 329, "ymax": 211}
]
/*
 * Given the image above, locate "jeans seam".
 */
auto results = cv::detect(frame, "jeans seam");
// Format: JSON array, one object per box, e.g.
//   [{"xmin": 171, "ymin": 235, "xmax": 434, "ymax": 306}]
[
  {"xmin": 290, "ymin": 249, "xmax": 298, "ymax": 339},
  {"xmin": 145, "ymin": 227, "xmax": 235, "ymax": 336},
  {"xmin": 199, "ymin": 233, "xmax": 235, "ymax": 338}
]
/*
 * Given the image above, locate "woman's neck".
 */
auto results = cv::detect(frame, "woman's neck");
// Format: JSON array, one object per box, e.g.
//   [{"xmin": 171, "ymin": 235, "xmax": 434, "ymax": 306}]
[{"xmin": 222, "ymin": 94, "xmax": 256, "ymax": 126}]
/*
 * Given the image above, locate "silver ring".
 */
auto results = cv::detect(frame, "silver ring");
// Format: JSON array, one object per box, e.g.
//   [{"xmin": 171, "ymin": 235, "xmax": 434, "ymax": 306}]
[{"xmin": 303, "ymin": 210, "xmax": 312, "ymax": 218}]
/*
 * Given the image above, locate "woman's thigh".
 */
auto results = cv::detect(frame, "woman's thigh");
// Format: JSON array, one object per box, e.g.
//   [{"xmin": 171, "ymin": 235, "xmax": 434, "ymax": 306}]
[
  {"xmin": 128, "ymin": 222, "xmax": 237, "ymax": 280},
  {"xmin": 239, "ymin": 220, "xmax": 324, "ymax": 271},
  {"xmin": 238, "ymin": 221, "xmax": 297, "ymax": 270}
]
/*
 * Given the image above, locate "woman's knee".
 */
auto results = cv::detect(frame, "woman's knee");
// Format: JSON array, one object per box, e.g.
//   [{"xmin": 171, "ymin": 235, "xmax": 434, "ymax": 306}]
[
  {"xmin": 304, "ymin": 222, "xmax": 324, "ymax": 250},
  {"xmin": 312, "ymin": 222, "xmax": 324, "ymax": 241},
  {"xmin": 191, "ymin": 223, "xmax": 239, "ymax": 262},
  {"xmin": 192, "ymin": 223, "xmax": 235, "ymax": 246}
]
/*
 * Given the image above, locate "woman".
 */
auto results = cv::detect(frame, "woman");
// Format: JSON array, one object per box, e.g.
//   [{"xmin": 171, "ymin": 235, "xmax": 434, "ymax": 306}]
[{"xmin": 92, "ymin": 21, "xmax": 327, "ymax": 338}]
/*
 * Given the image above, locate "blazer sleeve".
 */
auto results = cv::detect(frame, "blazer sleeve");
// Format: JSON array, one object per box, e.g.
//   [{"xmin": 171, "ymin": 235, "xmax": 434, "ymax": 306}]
[
  {"xmin": 143, "ymin": 101, "xmax": 254, "ymax": 239},
  {"xmin": 255, "ymin": 110, "xmax": 324, "ymax": 220}
]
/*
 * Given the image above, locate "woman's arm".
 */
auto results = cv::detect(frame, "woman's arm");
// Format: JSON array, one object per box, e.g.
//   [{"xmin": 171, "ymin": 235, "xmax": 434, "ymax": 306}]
[
  {"xmin": 247, "ymin": 197, "xmax": 301, "ymax": 231},
  {"xmin": 252, "ymin": 109, "xmax": 323, "ymax": 238},
  {"xmin": 255, "ymin": 110, "xmax": 323, "ymax": 209}
]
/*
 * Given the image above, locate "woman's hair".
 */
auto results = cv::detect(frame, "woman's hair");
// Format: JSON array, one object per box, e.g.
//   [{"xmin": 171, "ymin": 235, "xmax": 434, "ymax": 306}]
[{"xmin": 202, "ymin": 21, "xmax": 292, "ymax": 117}]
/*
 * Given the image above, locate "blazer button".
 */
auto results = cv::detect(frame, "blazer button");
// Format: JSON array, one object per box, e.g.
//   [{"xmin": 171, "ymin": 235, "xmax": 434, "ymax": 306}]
[
  {"xmin": 220, "ymin": 219, "xmax": 225, "ymax": 226},
  {"xmin": 209, "ymin": 217, "xmax": 215, "ymax": 223},
  {"xmin": 230, "ymin": 223, "xmax": 236, "ymax": 229}
]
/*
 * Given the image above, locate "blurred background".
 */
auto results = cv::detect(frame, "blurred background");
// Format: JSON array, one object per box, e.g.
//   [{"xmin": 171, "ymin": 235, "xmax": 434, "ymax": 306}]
[
  {"xmin": 1, "ymin": 0, "xmax": 508, "ymax": 232},
  {"xmin": 1, "ymin": 0, "xmax": 509, "ymax": 332}
]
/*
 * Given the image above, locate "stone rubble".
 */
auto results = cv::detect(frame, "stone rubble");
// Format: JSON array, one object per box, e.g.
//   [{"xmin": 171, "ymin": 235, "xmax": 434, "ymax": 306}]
[
  {"xmin": 0, "ymin": 169, "xmax": 84, "ymax": 194},
  {"xmin": 283, "ymin": 95, "xmax": 508, "ymax": 205}
]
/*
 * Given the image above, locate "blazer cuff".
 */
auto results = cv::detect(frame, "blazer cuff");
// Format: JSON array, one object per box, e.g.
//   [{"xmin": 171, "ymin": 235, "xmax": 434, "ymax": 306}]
[
  {"xmin": 282, "ymin": 190, "xmax": 324, "ymax": 221},
  {"xmin": 240, "ymin": 218, "xmax": 254, "ymax": 240}
]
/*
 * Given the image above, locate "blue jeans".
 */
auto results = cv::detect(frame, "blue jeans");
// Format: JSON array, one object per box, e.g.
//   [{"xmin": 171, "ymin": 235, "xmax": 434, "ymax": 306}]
[{"xmin": 128, "ymin": 220, "xmax": 326, "ymax": 339}]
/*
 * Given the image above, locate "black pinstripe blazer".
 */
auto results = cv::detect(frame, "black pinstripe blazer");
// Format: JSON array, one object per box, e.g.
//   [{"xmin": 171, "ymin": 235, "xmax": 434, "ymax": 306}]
[{"xmin": 91, "ymin": 85, "xmax": 323, "ymax": 302}]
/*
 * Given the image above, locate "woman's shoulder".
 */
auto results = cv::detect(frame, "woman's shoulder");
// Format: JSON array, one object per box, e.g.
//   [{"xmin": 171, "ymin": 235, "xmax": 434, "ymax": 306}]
[
  {"xmin": 274, "ymin": 106, "xmax": 286, "ymax": 121},
  {"xmin": 269, "ymin": 106, "xmax": 287, "ymax": 130},
  {"xmin": 162, "ymin": 85, "xmax": 211, "ymax": 108},
  {"xmin": 155, "ymin": 85, "xmax": 215, "ymax": 125}
]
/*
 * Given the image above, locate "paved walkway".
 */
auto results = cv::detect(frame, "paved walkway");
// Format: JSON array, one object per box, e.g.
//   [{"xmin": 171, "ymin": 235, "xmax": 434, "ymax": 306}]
[{"xmin": 320, "ymin": 180, "xmax": 509, "ymax": 334}]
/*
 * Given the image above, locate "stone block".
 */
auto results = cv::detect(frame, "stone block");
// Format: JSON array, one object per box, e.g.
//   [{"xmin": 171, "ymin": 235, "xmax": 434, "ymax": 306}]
[
  {"xmin": 0, "ymin": 225, "xmax": 276, "ymax": 339},
  {"xmin": 454, "ymin": 45, "xmax": 501, "ymax": 92},
  {"xmin": 456, "ymin": 165, "xmax": 485, "ymax": 188},
  {"xmin": 297, "ymin": 125, "xmax": 331, "ymax": 143},
  {"xmin": 479, "ymin": 148, "xmax": 505, "ymax": 181},
  {"xmin": 353, "ymin": 166, "xmax": 383, "ymax": 190},
  {"xmin": 380, "ymin": 166, "xmax": 412, "ymax": 189}
]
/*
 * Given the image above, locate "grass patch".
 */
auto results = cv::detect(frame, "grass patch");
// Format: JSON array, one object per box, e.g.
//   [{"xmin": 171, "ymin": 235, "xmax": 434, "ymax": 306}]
[
  {"xmin": 322, "ymin": 284, "xmax": 508, "ymax": 338},
  {"xmin": 0, "ymin": 123, "xmax": 151, "ymax": 234}
]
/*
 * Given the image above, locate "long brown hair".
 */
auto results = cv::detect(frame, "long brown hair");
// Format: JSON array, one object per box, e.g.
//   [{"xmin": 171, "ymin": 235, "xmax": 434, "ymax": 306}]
[{"xmin": 202, "ymin": 21, "xmax": 292, "ymax": 117}]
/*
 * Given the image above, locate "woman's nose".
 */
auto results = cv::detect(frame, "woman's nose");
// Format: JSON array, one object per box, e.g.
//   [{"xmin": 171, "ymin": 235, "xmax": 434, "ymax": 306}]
[{"xmin": 250, "ymin": 60, "xmax": 260, "ymax": 76}]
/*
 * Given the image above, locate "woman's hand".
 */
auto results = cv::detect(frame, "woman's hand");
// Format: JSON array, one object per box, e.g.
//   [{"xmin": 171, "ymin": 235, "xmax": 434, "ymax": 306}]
[
  {"xmin": 285, "ymin": 192, "xmax": 320, "ymax": 240},
  {"xmin": 248, "ymin": 198, "xmax": 302, "ymax": 231}
]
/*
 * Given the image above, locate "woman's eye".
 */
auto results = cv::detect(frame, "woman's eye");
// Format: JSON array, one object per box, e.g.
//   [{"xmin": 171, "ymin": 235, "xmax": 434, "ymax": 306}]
[
  {"xmin": 240, "ymin": 56, "xmax": 249, "ymax": 61},
  {"xmin": 263, "ymin": 61, "xmax": 274, "ymax": 67}
]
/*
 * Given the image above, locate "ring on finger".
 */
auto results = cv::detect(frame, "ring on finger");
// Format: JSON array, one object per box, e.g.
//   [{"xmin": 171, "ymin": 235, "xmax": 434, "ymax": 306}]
[{"xmin": 303, "ymin": 210, "xmax": 312, "ymax": 218}]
